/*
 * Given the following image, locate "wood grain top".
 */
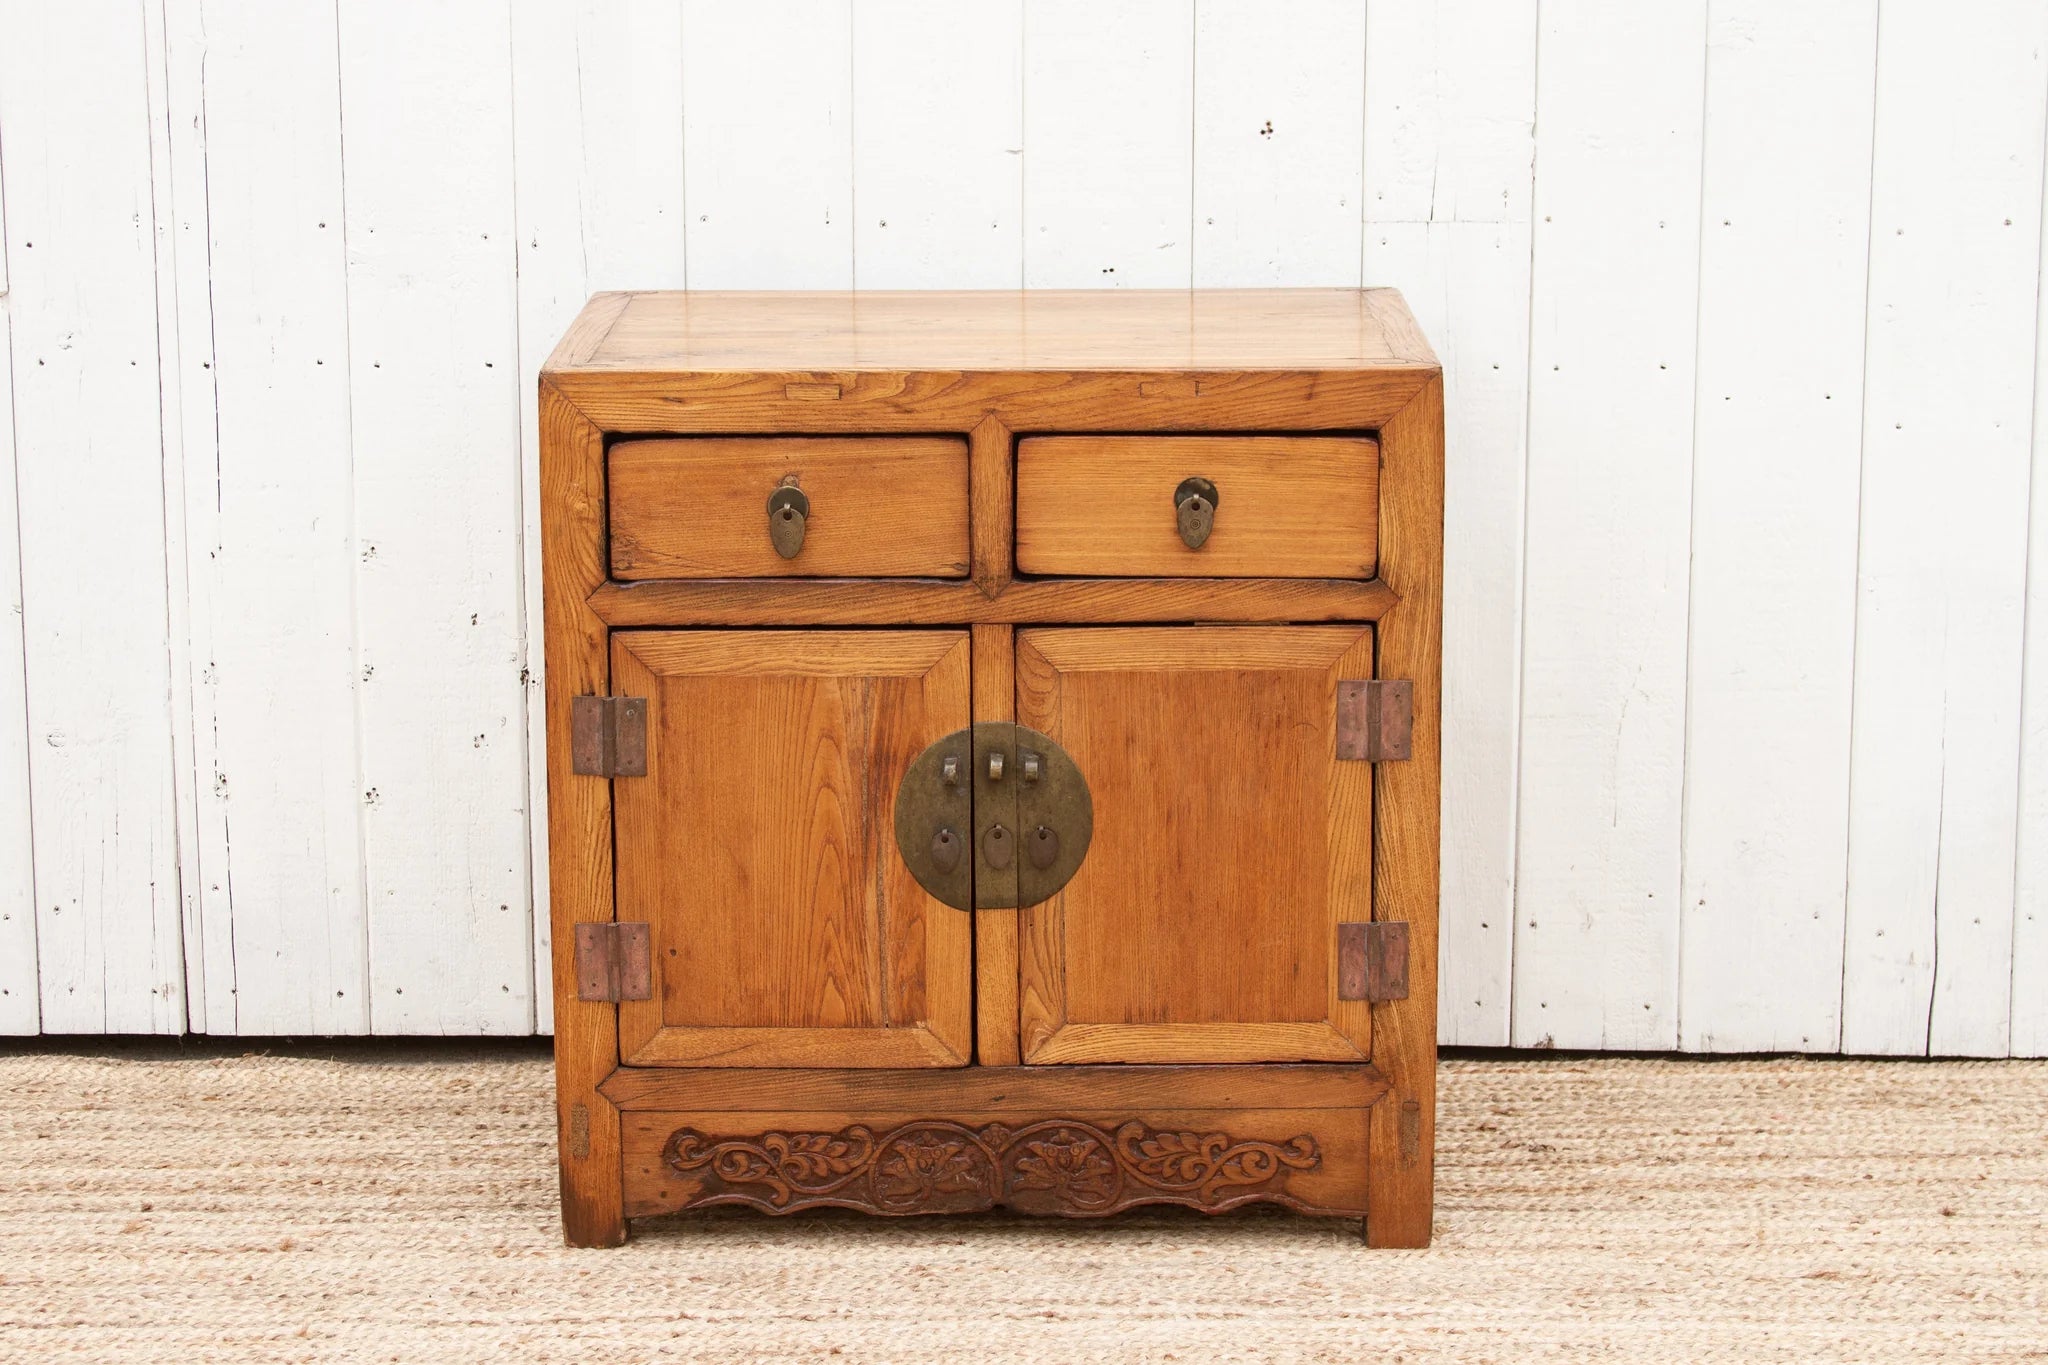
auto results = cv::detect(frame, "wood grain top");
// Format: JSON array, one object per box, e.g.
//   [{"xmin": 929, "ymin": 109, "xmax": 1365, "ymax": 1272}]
[{"xmin": 545, "ymin": 289, "xmax": 1437, "ymax": 374}]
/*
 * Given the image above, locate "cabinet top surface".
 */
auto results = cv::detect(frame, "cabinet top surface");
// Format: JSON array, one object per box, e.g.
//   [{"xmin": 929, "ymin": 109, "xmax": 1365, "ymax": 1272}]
[{"xmin": 546, "ymin": 288, "xmax": 1437, "ymax": 376}]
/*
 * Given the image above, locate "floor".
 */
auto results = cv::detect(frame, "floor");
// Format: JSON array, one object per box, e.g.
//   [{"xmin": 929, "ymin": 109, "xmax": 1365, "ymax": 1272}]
[{"xmin": 0, "ymin": 1044, "xmax": 2041, "ymax": 1362}]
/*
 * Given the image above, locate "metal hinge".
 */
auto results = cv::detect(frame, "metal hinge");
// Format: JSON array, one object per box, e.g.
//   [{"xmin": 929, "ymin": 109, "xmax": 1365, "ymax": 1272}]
[
  {"xmin": 571, "ymin": 696, "xmax": 648, "ymax": 777},
  {"xmin": 574, "ymin": 922, "xmax": 652, "ymax": 1002},
  {"xmin": 1335, "ymin": 679, "xmax": 1412, "ymax": 762},
  {"xmin": 1337, "ymin": 921, "xmax": 1410, "ymax": 1002}
]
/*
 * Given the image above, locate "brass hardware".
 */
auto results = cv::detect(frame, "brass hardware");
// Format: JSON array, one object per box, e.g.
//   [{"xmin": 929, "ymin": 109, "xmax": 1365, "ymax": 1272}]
[
  {"xmin": 1174, "ymin": 475, "xmax": 1219, "ymax": 549},
  {"xmin": 574, "ymin": 922, "xmax": 652, "ymax": 1002},
  {"xmin": 767, "ymin": 478, "xmax": 810, "ymax": 558},
  {"xmin": 972, "ymin": 723, "xmax": 1018, "ymax": 909},
  {"xmin": 1336, "ymin": 679, "xmax": 1413, "ymax": 762},
  {"xmin": 892, "ymin": 737, "xmax": 973, "ymax": 911},
  {"xmin": 1027, "ymin": 824, "xmax": 1060, "ymax": 869},
  {"xmin": 1337, "ymin": 921, "xmax": 1410, "ymax": 1002},
  {"xmin": 571, "ymin": 696, "xmax": 648, "ymax": 777},
  {"xmin": 982, "ymin": 823, "xmax": 1015, "ymax": 869},
  {"xmin": 894, "ymin": 722, "xmax": 1093, "ymax": 911}
]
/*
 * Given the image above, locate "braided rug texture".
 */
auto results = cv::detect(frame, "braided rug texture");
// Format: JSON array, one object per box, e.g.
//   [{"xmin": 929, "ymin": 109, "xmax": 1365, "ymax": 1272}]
[{"xmin": 0, "ymin": 1047, "xmax": 2041, "ymax": 1363}]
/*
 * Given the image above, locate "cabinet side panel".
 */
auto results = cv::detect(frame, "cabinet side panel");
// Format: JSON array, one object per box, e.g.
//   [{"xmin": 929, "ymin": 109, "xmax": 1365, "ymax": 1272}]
[
  {"xmin": 539, "ymin": 384, "xmax": 623, "ymax": 1246},
  {"xmin": 1368, "ymin": 374, "xmax": 1442, "ymax": 1248}
]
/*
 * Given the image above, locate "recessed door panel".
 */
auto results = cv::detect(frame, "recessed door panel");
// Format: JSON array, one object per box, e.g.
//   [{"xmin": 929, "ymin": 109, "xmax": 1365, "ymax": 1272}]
[
  {"xmin": 1015, "ymin": 626, "xmax": 1374, "ymax": 1064},
  {"xmin": 613, "ymin": 630, "xmax": 972, "ymax": 1067}
]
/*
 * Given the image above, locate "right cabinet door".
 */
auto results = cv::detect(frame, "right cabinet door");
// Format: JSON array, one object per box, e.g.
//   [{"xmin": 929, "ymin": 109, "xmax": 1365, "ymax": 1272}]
[{"xmin": 1015, "ymin": 625, "xmax": 1375, "ymax": 1064}]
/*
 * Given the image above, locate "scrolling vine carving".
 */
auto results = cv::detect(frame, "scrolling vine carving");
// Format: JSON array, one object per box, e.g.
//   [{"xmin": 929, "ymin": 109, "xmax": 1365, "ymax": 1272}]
[{"xmin": 661, "ymin": 1118, "xmax": 1321, "ymax": 1217}]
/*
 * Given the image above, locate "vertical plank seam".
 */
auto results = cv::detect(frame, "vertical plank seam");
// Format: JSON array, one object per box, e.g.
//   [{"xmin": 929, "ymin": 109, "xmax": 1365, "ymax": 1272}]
[
  {"xmin": 502, "ymin": 0, "xmax": 539, "ymax": 1035},
  {"xmin": 146, "ymin": 0, "xmax": 228, "ymax": 1033},
  {"xmin": 678, "ymin": 4, "xmax": 690, "ymax": 291},
  {"xmin": 846, "ymin": 0, "xmax": 857, "ymax": 288},
  {"xmin": 1354, "ymin": 6, "xmax": 1367, "ymax": 291},
  {"xmin": 137, "ymin": 0, "xmax": 191, "ymax": 1032},
  {"xmin": 2011, "ymin": 55, "xmax": 2048, "ymax": 1059},
  {"xmin": 1020, "ymin": 1, "xmax": 1034, "ymax": 290},
  {"xmin": 1838, "ymin": 1, "xmax": 1884, "ymax": 1053},
  {"xmin": 332, "ymin": 0, "xmax": 375, "ymax": 1029},
  {"xmin": 1186, "ymin": 0, "xmax": 1197, "ymax": 290},
  {"xmin": 0, "ymin": 95, "xmax": 40, "ymax": 1032},
  {"xmin": 189, "ymin": 3, "xmax": 235, "ymax": 1034},
  {"xmin": 1505, "ymin": 2, "xmax": 1548, "ymax": 1047},
  {"xmin": 1672, "ymin": 2, "xmax": 1714, "ymax": 1051}
]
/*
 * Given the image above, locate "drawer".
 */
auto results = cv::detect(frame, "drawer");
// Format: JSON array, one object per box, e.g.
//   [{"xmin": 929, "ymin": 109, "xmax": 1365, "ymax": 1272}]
[
  {"xmin": 1014, "ymin": 435, "xmax": 1379, "ymax": 578},
  {"xmin": 607, "ymin": 436, "xmax": 970, "ymax": 579}
]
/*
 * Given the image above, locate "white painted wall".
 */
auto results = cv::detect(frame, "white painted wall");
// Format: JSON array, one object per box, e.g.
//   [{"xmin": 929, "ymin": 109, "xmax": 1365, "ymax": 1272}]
[{"xmin": 0, "ymin": 0, "xmax": 2043, "ymax": 1055}]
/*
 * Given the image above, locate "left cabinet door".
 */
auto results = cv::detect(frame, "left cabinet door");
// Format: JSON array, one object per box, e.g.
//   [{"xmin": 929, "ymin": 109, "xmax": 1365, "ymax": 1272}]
[{"xmin": 611, "ymin": 630, "xmax": 973, "ymax": 1067}]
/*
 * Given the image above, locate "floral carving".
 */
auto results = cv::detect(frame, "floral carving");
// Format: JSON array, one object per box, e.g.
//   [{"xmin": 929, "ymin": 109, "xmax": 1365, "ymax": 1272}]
[
  {"xmin": 1006, "ymin": 1127, "xmax": 1120, "ymax": 1211},
  {"xmin": 870, "ymin": 1125, "xmax": 995, "ymax": 1213},
  {"xmin": 663, "ymin": 1126, "xmax": 878, "ymax": 1206},
  {"xmin": 1113, "ymin": 1122, "xmax": 1321, "ymax": 1202},
  {"xmin": 661, "ymin": 1118, "xmax": 1321, "ymax": 1218}
]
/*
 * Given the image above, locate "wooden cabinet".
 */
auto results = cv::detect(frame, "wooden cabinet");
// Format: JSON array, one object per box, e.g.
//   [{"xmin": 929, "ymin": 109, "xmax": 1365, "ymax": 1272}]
[{"xmin": 541, "ymin": 289, "xmax": 1442, "ymax": 1248}]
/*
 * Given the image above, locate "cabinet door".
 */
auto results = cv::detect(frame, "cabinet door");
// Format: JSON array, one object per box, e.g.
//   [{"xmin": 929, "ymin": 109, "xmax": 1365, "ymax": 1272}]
[
  {"xmin": 1015, "ymin": 626, "xmax": 1374, "ymax": 1064},
  {"xmin": 613, "ymin": 630, "xmax": 972, "ymax": 1067}
]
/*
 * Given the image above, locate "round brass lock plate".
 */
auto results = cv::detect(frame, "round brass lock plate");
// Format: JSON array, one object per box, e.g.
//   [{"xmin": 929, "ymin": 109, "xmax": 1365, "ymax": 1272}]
[{"xmin": 894, "ymin": 722, "xmax": 1092, "ymax": 910}]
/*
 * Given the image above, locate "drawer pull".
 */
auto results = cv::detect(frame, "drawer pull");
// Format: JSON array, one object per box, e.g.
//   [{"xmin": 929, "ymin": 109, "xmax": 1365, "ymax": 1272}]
[
  {"xmin": 766, "ymin": 480, "xmax": 810, "ymax": 559},
  {"xmin": 1174, "ymin": 476, "xmax": 1219, "ymax": 549}
]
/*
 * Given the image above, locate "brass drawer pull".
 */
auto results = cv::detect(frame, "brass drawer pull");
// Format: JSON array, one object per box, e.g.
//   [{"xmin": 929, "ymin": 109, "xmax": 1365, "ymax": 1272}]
[
  {"xmin": 767, "ymin": 478, "xmax": 810, "ymax": 558},
  {"xmin": 1174, "ymin": 476, "xmax": 1219, "ymax": 548}
]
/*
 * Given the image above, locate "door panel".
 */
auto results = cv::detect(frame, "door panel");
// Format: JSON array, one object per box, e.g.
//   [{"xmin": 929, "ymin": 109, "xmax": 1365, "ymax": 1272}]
[
  {"xmin": 613, "ymin": 630, "xmax": 972, "ymax": 1067},
  {"xmin": 1015, "ymin": 626, "xmax": 1374, "ymax": 1064}
]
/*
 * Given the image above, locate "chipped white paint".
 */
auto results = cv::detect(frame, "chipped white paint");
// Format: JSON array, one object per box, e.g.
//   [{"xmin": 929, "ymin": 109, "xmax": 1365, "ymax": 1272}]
[
  {"xmin": 0, "ymin": 84, "xmax": 37, "ymax": 1035},
  {"xmin": 510, "ymin": 0, "xmax": 690, "ymax": 1033},
  {"xmin": 0, "ymin": 1, "xmax": 185, "ymax": 1033},
  {"xmin": 0, "ymin": 2, "xmax": 2044, "ymax": 1055},
  {"xmin": 1024, "ymin": 0, "xmax": 1193, "ymax": 288},
  {"xmin": 1842, "ymin": 2, "xmax": 2048, "ymax": 1058},
  {"xmin": 1677, "ymin": 0, "xmax": 1874, "ymax": 1053},
  {"xmin": 1512, "ymin": 2, "xmax": 1707, "ymax": 1050},
  {"xmin": 1363, "ymin": 0, "xmax": 1537, "ymax": 1049}
]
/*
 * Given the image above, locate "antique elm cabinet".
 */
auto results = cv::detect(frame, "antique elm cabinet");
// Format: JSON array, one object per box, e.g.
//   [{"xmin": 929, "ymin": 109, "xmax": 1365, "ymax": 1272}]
[{"xmin": 539, "ymin": 289, "xmax": 1442, "ymax": 1247}]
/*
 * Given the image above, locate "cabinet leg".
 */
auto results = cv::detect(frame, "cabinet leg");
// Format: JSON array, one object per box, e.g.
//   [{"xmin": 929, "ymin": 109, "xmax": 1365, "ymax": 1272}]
[
  {"xmin": 556, "ymin": 1084, "xmax": 627, "ymax": 1247},
  {"xmin": 1364, "ymin": 1092, "xmax": 1433, "ymax": 1248},
  {"xmin": 561, "ymin": 1180, "xmax": 627, "ymax": 1248}
]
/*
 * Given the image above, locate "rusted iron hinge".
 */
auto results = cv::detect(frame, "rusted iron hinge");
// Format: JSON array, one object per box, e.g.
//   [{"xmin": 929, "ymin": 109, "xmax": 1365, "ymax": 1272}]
[
  {"xmin": 571, "ymin": 696, "xmax": 648, "ymax": 777},
  {"xmin": 574, "ymin": 922, "xmax": 652, "ymax": 1003},
  {"xmin": 1337, "ymin": 921, "xmax": 1410, "ymax": 1002},
  {"xmin": 1335, "ymin": 679, "xmax": 1413, "ymax": 762}
]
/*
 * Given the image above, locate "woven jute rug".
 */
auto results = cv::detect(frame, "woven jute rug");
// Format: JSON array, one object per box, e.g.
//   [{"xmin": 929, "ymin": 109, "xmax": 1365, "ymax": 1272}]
[{"xmin": 0, "ymin": 1045, "xmax": 2041, "ymax": 1362}]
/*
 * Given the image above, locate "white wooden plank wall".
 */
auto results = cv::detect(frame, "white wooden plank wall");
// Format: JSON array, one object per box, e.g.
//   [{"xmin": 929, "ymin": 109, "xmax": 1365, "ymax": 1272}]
[
  {"xmin": 1678, "ymin": 1, "xmax": 1873, "ymax": 1052},
  {"xmin": 0, "ymin": 0, "xmax": 2044, "ymax": 1055},
  {"xmin": 1843, "ymin": 2, "xmax": 2048, "ymax": 1058}
]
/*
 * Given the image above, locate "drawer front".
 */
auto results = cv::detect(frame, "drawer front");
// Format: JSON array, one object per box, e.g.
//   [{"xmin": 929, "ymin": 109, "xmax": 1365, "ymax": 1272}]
[
  {"xmin": 1014, "ymin": 435, "xmax": 1379, "ymax": 578},
  {"xmin": 608, "ymin": 436, "xmax": 970, "ymax": 580}
]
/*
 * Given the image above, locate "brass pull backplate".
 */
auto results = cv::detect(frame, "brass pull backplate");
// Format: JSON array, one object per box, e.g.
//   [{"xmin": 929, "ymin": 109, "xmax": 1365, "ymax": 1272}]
[
  {"xmin": 767, "ymin": 482, "xmax": 810, "ymax": 558},
  {"xmin": 894, "ymin": 722, "xmax": 1093, "ymax": 910},
  {"xmin": 1174, "ymin": 475, "xmax": 1219, "ymax": 549}
]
